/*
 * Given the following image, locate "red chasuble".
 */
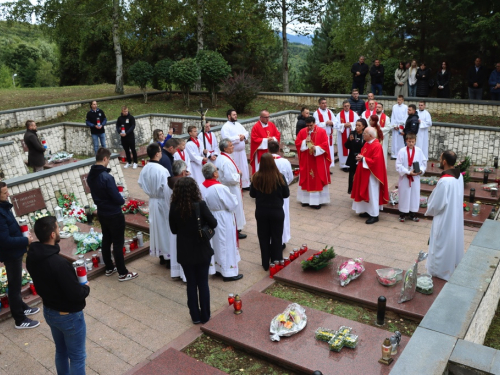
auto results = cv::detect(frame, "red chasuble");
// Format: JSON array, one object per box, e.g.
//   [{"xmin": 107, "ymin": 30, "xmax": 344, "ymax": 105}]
[
  {"xmin": 295, "ymin": 126, "xmax": 331, "ymax": 192},
  {"xmin": 250, "ymin": 121, "xmax": 281, "ymax": 175},
  {"xmin": 350, "ymin": 139, "xmax": 389, "ymax": 205}
]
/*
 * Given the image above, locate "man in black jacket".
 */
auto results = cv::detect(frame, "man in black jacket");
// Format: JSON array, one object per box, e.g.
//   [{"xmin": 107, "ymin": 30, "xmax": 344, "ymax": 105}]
[
  {"xmin": 87, "ymin": 148, "xmax": 138, "ymax": 282},
  {"xmin": 23, "ymin": 120, "xmax": 46, "ymax": 172},
  {"xmin": 403, "ymin": 104, "xmax": 419, "ymax": 141},
  {"xmin": 351, "ymin": 56, "xmax": 369, "ymax": 94},
  {"xmin": 0, "ymin": 181, "xmax": 40, "ymax": 329},
  {"xmin": 85, "ymin": 100, "xmax": 107, "ymax": 155},
  {"xmin": 348, "ymin": 89, "xmax": 366, "ymax": 116},
  {"xmin": 27, "ymin": 216, "xmax": 89, "ymax": 373},
  {"xmin": 467, "ymin": 58, "xmax": 487, "ymax": 100},
  {"xmin": 370, "ymin": 59, "xmax": 385, "ymax": 95},
  {"xmin": 159, "ymin": 137, "xmax": 179, "ymax": 176},
  {"xmin": 115, "ymin": 106, "xmax": 138, "ymax": 169}
]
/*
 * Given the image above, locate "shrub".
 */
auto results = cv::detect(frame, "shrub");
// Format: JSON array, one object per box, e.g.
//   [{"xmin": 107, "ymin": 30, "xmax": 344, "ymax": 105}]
[
  {"xmin": 222, "ymin": 72, "xmax": 261, "ymax": 113},
  {"xmin": 129, "ymin": 61, "xmax": 154, "ymax": 103},
  {"xmin": 153, "ymin": 58, "xmax": 174, "ymax": 95},
  {"xmin": 196, "ymin": 50, "xmax": 231, "ymax": 106},
  {"xmin": 170, "ymin": 58, "xmax": 200, "ymax": 107}
]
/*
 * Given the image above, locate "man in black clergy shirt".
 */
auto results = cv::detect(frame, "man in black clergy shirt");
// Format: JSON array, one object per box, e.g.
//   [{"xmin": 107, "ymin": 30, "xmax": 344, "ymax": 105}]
[{"xmin": 351, "ymin": 56, "xmax": 369, "ymax": 95}]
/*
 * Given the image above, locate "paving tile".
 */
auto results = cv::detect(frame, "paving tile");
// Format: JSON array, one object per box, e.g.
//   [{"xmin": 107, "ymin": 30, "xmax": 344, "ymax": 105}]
[
  {"xmin": 449, "ymin": 339, "xmax": 496, "ymax": 373},
  {"xmin": 471, "ymin": 220, "xmax": 500, "ymax": 251}
]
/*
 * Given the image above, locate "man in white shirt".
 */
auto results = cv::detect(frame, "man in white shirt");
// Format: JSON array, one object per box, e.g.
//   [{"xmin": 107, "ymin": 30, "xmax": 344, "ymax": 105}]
[
  {"xmin": 415, "ymin": 101, "xmax": 432, "ymax": 159},
  {"xmin": 220, "ymin": 109, "xmax": 250, "ymax": 190},
  {"xmin": 335, "ymin": 100, "xmax": 359, "ymax": 171},
  {"xmin": 313, "ymin": 97, "xmax": 336, "ymax": 169},
  {"xmin": 390, "ymin": 95, "xmax": 408, "ymax": 159}
]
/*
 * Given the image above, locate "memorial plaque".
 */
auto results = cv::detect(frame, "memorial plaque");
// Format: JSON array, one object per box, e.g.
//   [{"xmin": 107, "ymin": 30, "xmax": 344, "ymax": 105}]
[
  {"xmin": 170, "ymin": 122, "xmax": 184, "ymax": 135},
  {"xmin": 11, "ymin": 188, "xmax": 46, "ymax": 216},
  {"xmin": 80, "ymin": 173, "xmax": 90, "ymax": 194}
]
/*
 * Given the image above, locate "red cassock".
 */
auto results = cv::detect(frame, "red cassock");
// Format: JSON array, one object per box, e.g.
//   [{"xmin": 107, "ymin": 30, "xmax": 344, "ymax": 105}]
[
  {"xmin": 295, "ymin": 126, "xmax": 331, "ymax": 192},
  {"xmin": 250, "ymin": 121, "xmax": 280, "ymax": 174},
  {"xmin": 350, "ymin": 139, "xmax": 389, "ymax": 204}
]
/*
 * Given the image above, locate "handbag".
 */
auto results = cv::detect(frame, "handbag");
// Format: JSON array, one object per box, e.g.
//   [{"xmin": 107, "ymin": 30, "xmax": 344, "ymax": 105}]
[{"xmin": 194, "ymin": 202, "xmax": 215, "ymax": 241}]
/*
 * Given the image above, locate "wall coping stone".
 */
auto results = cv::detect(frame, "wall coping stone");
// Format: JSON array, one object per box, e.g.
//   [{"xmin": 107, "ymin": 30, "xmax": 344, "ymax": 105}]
[{"xmin": 0, "ymin": 140, "xmax": 14, "ymax": 147}]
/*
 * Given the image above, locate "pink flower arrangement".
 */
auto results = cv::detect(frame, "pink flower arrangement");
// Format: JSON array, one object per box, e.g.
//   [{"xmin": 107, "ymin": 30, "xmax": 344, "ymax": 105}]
[{"xmin": 338, "ymin": 258, "xmax": 365, "ymax": 287}]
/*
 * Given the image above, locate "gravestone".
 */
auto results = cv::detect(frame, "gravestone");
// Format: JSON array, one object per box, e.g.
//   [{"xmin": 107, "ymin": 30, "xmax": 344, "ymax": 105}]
[
  {"xmin": 80, "ymin": 173, "xmax": 90, "ymax": 194},
  {"xmin": 10, "ymin": 188, "xmax": 46, "ymax": 216},
  {"xmin": 170, "ymin": 122, "xmax": 184, "ymax": 135}
]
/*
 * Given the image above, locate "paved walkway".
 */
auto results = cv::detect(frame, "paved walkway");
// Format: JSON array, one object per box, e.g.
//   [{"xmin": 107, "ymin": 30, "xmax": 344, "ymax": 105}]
[{"xmin": 0, "ymin": 162, "xmax": 477, "ymax": 374}]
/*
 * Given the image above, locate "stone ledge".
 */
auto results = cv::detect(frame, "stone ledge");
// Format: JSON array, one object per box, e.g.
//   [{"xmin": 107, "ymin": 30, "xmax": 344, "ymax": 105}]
[
  {"xmin": 448, "ymin": 339, "xmax": 497, "ymax": 374},
  {"xmin": 0, "ymin": 140, "xmax": 13, "ymax": 147},
  {"xmin": 471, "ymin": 220, "xmax": 500, "ymax": 251}
]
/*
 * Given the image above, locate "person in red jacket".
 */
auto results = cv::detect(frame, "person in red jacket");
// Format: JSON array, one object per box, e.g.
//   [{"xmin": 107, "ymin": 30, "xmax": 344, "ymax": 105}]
[{"xmin": 250, "ymin": 110, "xmax": 280, "ymax": 175}]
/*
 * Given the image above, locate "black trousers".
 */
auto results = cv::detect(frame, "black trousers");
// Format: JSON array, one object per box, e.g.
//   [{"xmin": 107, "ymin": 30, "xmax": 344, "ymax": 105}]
[
  {"xmin": 255, "ymin": 207, "xmax": 284, "ymax": 270},
  {"xmin": 121, "ymin": 135, "xmax": 137, "ymax": 164},
  {"xmin": 98, "ymin": 213, "xmax": 128, "ymax": 275},
  {"xmin": 348, "ymin": 165, "xmax": 356, "ymax": 193},
  {"xmin": 4, "ymin": 255, "xmax": 30, "ymax": 325},
  {"xmin": 182, "ymin": 260, "xmax": 210, "ymax": 323}
]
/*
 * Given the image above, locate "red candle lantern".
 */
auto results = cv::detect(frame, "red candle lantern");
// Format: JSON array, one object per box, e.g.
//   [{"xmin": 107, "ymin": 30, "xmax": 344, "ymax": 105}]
[
  {"xmin": 29, "ymin": 281, "xmax": 37, "ymax": 295},
  {"xmin": 0, "ymin": 295, "xmax": 9, "ymax": 308},
  {"xmin": 19, "ymin": 219, "xmax": 29, "ymax": 238},
  {"xmin": 431, "ymin": 162, "xmax": 434, "ymax": 168},
  {"xmin": 301, "ymin": 244, "xmax": 308, "ymax": 255},
  {"xmin": 233, "ymin": 294, "xmax": 242, "ymax": 314},
  {"xmin": 121, "ymin": 157, "xmax": 126, "ymax": 163},
  {"xmin": 141, "ymin": 159, "xmax": 146, "ymax": 166},
  {"xmin": 274, "ymin": 260, "xmax": 281, "ymax": 272},
  {"xmin": 92, "ymin": 254, "xmax": 99, "ymax": 268},
  {"xmin": 269, "ymin": 263, "xmax": 276, "ymax": 278},
  {"xmin": 228, "ymin": 293, "xmax": 235, "ymax": 305},
  {"xmin": 284, "ymin": 257, "xmax": 291, "ymax": 267}
]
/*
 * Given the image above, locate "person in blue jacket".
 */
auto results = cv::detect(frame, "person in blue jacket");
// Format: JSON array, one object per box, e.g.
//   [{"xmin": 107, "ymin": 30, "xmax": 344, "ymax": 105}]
[{"xmin": 85, "ymin": 100, "xmax": 107, "ymax": 154}]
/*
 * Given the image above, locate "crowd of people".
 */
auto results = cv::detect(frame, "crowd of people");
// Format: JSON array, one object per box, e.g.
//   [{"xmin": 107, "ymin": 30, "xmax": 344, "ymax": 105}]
[{"xmin": 350, "ymin": 56, "xmax": 500, "ymax": 100}]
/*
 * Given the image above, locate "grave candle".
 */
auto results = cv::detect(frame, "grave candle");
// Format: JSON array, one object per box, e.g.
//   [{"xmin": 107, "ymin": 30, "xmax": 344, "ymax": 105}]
[
  {"xmin": 472, "ymin": 203, "xmax": 480, "ymax": 217},
  {"xmin": 495, "ymin": 156, "xmax": 499, "ymax": 169},
  {"xmin": 269, "ymin": 263, "xmax": 276, "ymax": 278},
  {"xmin": 141, "ymin": 159, "xmax": 146, "ymax": 166},
  {"xmin": 431, "ymin": 162, "xmax": 434, "ymax": 168},
  {"xmin": 233, "ymin": 294, "xmax": 242, "ymax": 314},
  {"xmin": 121, "ymin": 125, "xmax": 125, "ymax": 135},
  {"xmin": 228, "ymin": 293, "xmax": 235, "ymax": 305},
  {"xmin": 75, "ymin": 260, "xmax": 87, "ymax": 285},
  {"xmin": 125, "ymin": 240, "xmax": 131, "ymax": 253},
  {"xmin": 469, "ymin": 188, "xmax": 476, "ymax": 203},
  {"xmin": 18, "ymin": 219, "xmax": 29, "ymax": 238},
  {"xmin": 492, "ymin": 188, "xmax": 498, "ymax": 198},
  {"xmin": 379, "ymin": 338, "xmax": 393, "ymax": 365},
  {"xmin": 29, "ymin": 281, "xmax": 37, "ymax": 295},
  {"xmin": 279, "ymin": 260, "xmax": 285, "ymax": 270},
  {"xmin": 274, "ymin": 260, "xmax": 281, "ymax": 272},
  {"xmin": 289, "ymin": 251, "xmax": 295, "ymax": 261},
  {"xmin": 484, "ymin": 171, "xmax": 489, "ymax": 185},
  {"xmin": 92, "ymin": 254, "xmax": 99, "ymax": 268},
  {"xmin": 85, "ymin": 258, "xmax": 93, "ymax": 271},
  {"xmin": 137, "ymin": 232, "xmax": 144, "ymax": 247},
  {"xmin": 293, "ymin": 248, "xmax": 299, "ymax": 259},
  {"xmin": 0, "ymin": 295, "xmax": 9, "ymax": 308},
  {"xmin": 301, "ymin": 244, "xmax": 308, "ymax": 253},
  {"xmin": 284, "ymin": 257, "xmax": 290, "ymax": 267},
  {"xmin": 85, "ymin": 205, "xmax": 94, "ymax": 225},
  {"xmin": 376, "ymin": 296, "xmax": 386, "ymax": 326}
]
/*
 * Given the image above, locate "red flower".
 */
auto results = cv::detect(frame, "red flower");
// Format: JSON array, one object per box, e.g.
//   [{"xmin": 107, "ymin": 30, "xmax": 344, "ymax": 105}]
[{"xmin": 307, "ymin": 256, "xmax": 313, "ymax": 261}]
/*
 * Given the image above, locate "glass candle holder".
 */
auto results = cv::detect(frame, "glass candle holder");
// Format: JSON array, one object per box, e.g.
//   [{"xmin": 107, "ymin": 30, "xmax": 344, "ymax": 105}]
[
  {"xmin": 284, "ymin": 258, "xmax": 291, "ymax": 267},
  {"xmin": 228, "ymin": 293, "xmax": 235, "ymax": 305},
  {"xmin": 269, "ymin": 263, "xmax": 276, "ymax": 279},
  {"xmin": 233, "ymin": 295, "xmax": 242, "ymax": 314},
  {"xmin": 141, "ymin": 159, "xmax": 146, "ymax": 166},
  {"xmin": 29, "ymin": 281, "xmax": 37, "ymax": 295},
  {"xmin": 92, "ymin": 254, "xmax": 99, "ymax": 268},
  {"xmin": 469, "ymin": 188, "xmax": 476, "ymax": 203},
  {"xmin": 0, "ymin": 295, "xmax": 9, "ymax": 308},
  {"xmin": 492, "ymin": 188, "xmax": 498, "ymax": 198},
  {"xmin": 472, "ymin": 203, "xmax": 480, "ymax": 217}
]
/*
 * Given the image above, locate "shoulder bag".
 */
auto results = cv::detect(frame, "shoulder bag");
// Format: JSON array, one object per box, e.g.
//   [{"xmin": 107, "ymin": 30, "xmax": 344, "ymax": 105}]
[{"xmin": 194, "ymin": 202, "xmax": 215, "ymax": 241}]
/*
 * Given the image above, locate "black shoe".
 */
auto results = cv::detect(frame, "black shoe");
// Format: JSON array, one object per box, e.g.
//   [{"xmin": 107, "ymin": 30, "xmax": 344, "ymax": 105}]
[
  {"xmin": 282, "ymin": 243, "xmax": 286, "ymax": 250},
  {"xmin": 159, "ymin": 256, "xmax": 166, "ymax": 265},
  {"xmin": 330, "ymin": 171, "xmax": 333, "ymax": 175},
  {"xmin": 342, "ymin": 168, "xmax": 349, "ymax": 173},
  {"xmin": 347, "ymin": 189, "xmax": 352, "ymax": 194},
  {"xmin": 311, "ymin": 205, "xmax": 321, "ymax": 209},
  {"xmin": 223, "ymin": 274, "xmax": 243, "ymax": 282},
  {"xmin": 390, "ymin": 157, "xmax": 397, "ymax": 160},
  {"xmin": 301, "ymin": 203, "xmax": 309, "ymax": 207},
  {"xmin": 165, "ymin": 259, "xmax": 171, "ymax": 269},
  {"xmin": 359, "ymin": 212, "xmax": 370, "ymax": 218},
  {"xmin": 366, "ymin": 216, "xmax": 379, "ymax": 224},
  {"xmin": 242, "ymin": 187, "xmax": 250, "ymax": 191},
  {"xmin": 238, "ymin": 232, "xmax": 247, "ymax": 239},
  {"xmin": 214, "ymin": 271, "xmax": 223, "ymax": 277}
]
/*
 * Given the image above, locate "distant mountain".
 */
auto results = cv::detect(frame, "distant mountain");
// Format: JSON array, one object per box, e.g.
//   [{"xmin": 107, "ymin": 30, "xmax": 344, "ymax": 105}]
[{"xmin": 278, "ymin": 33, "xmax": 313, "ymax": 46}]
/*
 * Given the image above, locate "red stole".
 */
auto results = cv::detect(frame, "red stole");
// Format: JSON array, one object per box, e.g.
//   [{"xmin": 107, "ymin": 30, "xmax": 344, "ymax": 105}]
[
  {"xmin": 202, "ymin": 179, "xmax": 221, "ymax": 188},
  {"xmin": 177, "ymin": 150, "xmax": 185, "ymax": 161},
  {"xmin": 364, "ymin": 109, "xmax": 376, "ymax": 119},
  {"xmin": 250, "ymin": 121, "xmax": 281, "ymax": 175},
  {"xmin": 441, "ymin": 175, "xmax": 454, "ymax": 179},
  {"xmin": 339, "ymin": 110, "xmax": 355, "ymax": 155},
  {"xmin": 365, "ymin": 101, "xmax": 378, "ymax": 111},
  {"xmin": 317, "ymin": 108, "xmax": 333, "ymax": 146},
  {"xmin": 273, "ymin": 155, "xmax": 281, "ymax": 159},
  {"xmin": 220, "ymin": 152, "xmax": 239, "ymax": 173},
  {"xmin": 379, "ymin": 113, "xmax": 387, "ymax": 128},
  {"xmin": 204, "ymin": 132, "xmax": 213, "ymax": 148},
  {"xmin": 190, "ymin": 137, "xmax": 200, "ymax": 148},
  {"xmin": 406, "ymin": 147, "xmax": 415, "ymax": 187}
]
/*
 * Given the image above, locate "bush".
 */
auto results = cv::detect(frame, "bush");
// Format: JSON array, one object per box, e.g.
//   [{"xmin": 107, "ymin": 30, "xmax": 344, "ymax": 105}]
[
  {"xmin": 0, "ymin": 65, "xmax": 13, "ymax": 88},
  {"xmin": 196, "ymin": 50, "xmax": 231, "ymax": 106},
  {"xmin": 129, "ymin": 61, "xmax": 154, "ymax": 103},
  {"xmin": 153, "ymin": 58, "xmax": 174, "ymax": 94},
  {"xmin": 170, "ymin": 58, "xmax": 200, "ymax": 107},
  {"xmin": 222, "ymin": 72, "xmax": 261, "ymax": 113}
]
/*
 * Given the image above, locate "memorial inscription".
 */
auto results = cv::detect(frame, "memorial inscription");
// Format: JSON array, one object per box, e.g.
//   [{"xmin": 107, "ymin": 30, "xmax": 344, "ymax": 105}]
[
  {"xmin": 11, "ymin": 188, "xmax": 46, "ymax": 216},
  {"xmin": 80, "ymin": 173, "xmax": 90, "ymax": 194}
]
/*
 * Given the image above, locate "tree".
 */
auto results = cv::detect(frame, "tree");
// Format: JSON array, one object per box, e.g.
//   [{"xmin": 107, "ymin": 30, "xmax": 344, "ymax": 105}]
[
  {"xmin": 265, "ymin": 0, "xmax": 324, "ymax": 92},
  {"xmin": 112, "ymin": 0, "xmax": 123, "ymax": 94},
  {"xmin": 153, "ymin": 58, "xmax": 174, "ymax": 95},
  {"xmin": 129, "ymin": 61, "xmax": 154, "ymax": 103},
  {"xmin": 223, "ymin": 72, "xmax": 261, "ymax": 113},
  {"xmin": 196, "ymin": 50, "xmax": 231, "ymax": 106},
  {"xmin": 170, "ymin": 58, "xmax": 200, "ymax": 107}
]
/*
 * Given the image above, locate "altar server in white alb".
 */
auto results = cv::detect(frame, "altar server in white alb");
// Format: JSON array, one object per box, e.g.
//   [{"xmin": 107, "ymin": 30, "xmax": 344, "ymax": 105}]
[
  {"xmin": 425, "ymin": 150, "xmax": 464, "ymax": 281},
  {"xmin": 221, "ymin": 109, "xmax": 250, "ymax": 189},
  {"xmin": 396, "ymin": 133, "xmax": 427, "ymax": 222},
  {"xmin": 173, "ymin": 139, "xmax": 192, "ymax": 175},
  {"xmin": 200, "ymin": 163, "xmax": 243, "ymax": 282},
  {"xmin": 215, "ymin": 138, "xmax": 247, "ymax": 239},
  {"xmin": 313, "ymin": 97, "xmax": 336, "ymax": 168},
  {"xmin": 138, "ymin": 144, "xmax": 171, "ymax": 267},
  {"xmin": 391, "ymin": 95, "xmax": 408, "ymax": 158},
  {"xmin": 198, "ymin": 123, "xmax": 219, "ymax": 163},
  {"xmin": 185, "ymin": 125, "xmax": 208, "ymax": 187},
  {"xmin": 268, "ymin": 141, "xmax": 293, "ymax": 247},
  {"xmin": 415, "ymin": 101, "xmax": 432, "ymax": 159},
  {"xmin": 335, "ymin": 100, "xmax": 359, "ymax": 171}
]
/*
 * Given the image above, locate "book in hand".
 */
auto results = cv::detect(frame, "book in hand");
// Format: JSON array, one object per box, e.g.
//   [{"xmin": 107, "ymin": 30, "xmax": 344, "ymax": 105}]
[{"xmin": 413, "ymin": 161, "xmax": 421, "ymax": 174}]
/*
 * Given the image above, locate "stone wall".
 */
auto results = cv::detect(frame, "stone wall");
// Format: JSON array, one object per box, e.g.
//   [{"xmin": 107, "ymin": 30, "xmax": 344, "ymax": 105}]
[{"xmin": 0, "ymin": 141, "xmax": 29, "ymax": 179}]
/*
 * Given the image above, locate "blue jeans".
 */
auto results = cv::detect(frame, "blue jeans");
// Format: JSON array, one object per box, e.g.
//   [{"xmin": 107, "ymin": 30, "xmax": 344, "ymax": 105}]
[
  {"xmin": 182, "ymin": 261, "xmax": 210, "ymax": 323},
  {"xmin": 44, "ymin": 307, "xmax": 86, "ymax": 375},
  {"xmin": 371, "ymin": 83, "xmax": 383, "ymax": 95},
  {"xmin": 408, "ymin": 84, "xmax": 417, "ymax": 97},
  {"xmin": 91, "ymin": 133, "xmax": 106, "ymax": 154}
]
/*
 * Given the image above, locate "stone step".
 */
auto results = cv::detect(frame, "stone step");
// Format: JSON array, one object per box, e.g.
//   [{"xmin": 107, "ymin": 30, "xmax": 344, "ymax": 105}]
[
  {"xmin": 419, "ymin": 181, "xmax": 499, "ymax": 204},
  {"xmin": 425, "ymin": 164, "xmax": 500, "ymax": 182},
  {"xmin": 274, "ymin": 251, "xmax": 445, "ymax": 321},
  {"xmin": 201, "ymin": 290, "xmax": 407, "ymax": 375}
]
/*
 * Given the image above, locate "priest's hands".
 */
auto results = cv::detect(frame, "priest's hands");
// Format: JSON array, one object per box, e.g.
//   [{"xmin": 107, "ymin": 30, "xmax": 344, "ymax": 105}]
[
  {"xmin": 306, "ymin": 135, "xmax": 311, "ymax": 142},
  {"xmin": 409, "ymin": 171, "xmax": 421, "ymax": 176},
  {"xmin": 355, "ymin": 154, "xmax": 363, "ymax": 161},
  {"xmin": 344, "ymin": 123, "xmax": 352, "ymax": 129},
  {"xmin": 239, "ymin": 134, "xmax": 245, "ymax": 141},
  {"xmin": 326, "ymin": 121, "xmax": 334, "ymax": 127}
]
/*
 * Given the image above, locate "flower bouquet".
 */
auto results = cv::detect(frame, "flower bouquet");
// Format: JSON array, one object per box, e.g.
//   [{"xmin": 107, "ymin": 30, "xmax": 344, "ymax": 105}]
[
  {"xmin": 327, "ymin": 326, "xmax": 359, "ymax": 352},
  {"xmin": 420, "ymin": 196, "xmax": 428, "ymax": 208},
  {"xmin": 57, "ymin": 192, "xmax": 78, "ymax": 212},
  {"xmin": 338, "ymin": 258, "xmax": 365, "ymax": 287},
  {"xmin": 122, "ymin": 199, "xmax": 144, "ymax": 214},
  {"xmin": 49, "ymin": 151, "xmax": 73, "ymax": 163},
  {"xmin": 30, "ymin": 210, "xmax": 51, "ymax": 222},
  {"xmin": 376, "ymin": 268, "xmax": 403, "ymax": 286},
  {"xmin": 301, "ymin": 246, "xmax": 335, "ymax": 270},
  {"xmin": 455, "ymin": 157, "xmax": 471, "ymax": 185},
  {"xmin": 416, "ymin": 274, "xmax": 434, "ymax": 295},
  {"xmin": 270, "ymin": 303, "xmax": 307, "ymax": 342},
  {"xmin": 474, "ymin": 167, "xmax": 494, "ymax": 173},
  {"xmin": 0, "ymin": 267, "xmax": 31, "ymax": 294},
  {"xmin": 315, "ymin": 327, "xmax": 337, "ymax": 342},
  {"xmin": 73, "ymin": 231, "xmax": 103, "ymax": 255},
  {"xmin": 482, "ymin": 183, "xmax": 498, "ymax": 191}
]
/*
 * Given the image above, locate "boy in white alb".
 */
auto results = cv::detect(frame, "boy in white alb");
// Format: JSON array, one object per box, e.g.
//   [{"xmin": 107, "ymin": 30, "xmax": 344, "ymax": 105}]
[
  {"xmin": 173, "ymin": 139, "xmax": 192, "ymax": 175},
  {"xmin": 395, "ymin": 133, "xmax": 427, "ymax": 222},
  {"xmin": 391, "ymin": 95, "xmax": 408, "ymax": 158},
  {"xmin": 185, "ymin": 125, "xmax": 207, "ymax": 187}
]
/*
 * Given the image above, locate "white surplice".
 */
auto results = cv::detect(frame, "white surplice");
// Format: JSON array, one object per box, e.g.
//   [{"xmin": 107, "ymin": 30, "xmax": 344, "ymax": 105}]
[
  {"xmin": 273, "ymin": 154, "xmax": 293, "ymax": 244},
  {"xmin": 221, "ymin": 121, "xmax": 250, "ymax": 188},
  {"xmin": 198, "ymin": 131, "xmax": 219, "ymax": 161},
  {"xmin": 185, "ymin": 139, "xmax": 205, "ymax": 187},
  {"xmin": 200, "ymin": 183, "xmax": 240, "ymax": 277},
  {"xmin": 396, "ymin": 146, "xmax": 427, "ymax": 213},
  {"xmin": 391, "ymin": 104, "xmax": 408, "ymax": 157},
  {"xmin": 377, "ymin": 112, "xmax": 391, "ymax": 168},
  {"xmin": 416, "ymin": 109, "xmax": 432, "ymax": 159},
  {"xmin": 425, "ymin": 173, "xmax": 464, "ymax": 281},
  {"xmin": 313, "ymin": 108, "xmax": 336, "ymax": 167},
  {"xmin": 215, "ymin": 153, "xmax": 246, "ymax": 230},
  {"xmin": 253, "ymin": 122, "xmax": 278, "ymax": 172},
  {"xmin": 138, "ymin": 162, "xmax": 171, "ymax": 259},
  {"xmin": 335, "ymin": 111, "xmax": 359, "ymax": 168},
  {"xmin": 173, "ymin": 150, "xmax": 192, "ymax": 174}
]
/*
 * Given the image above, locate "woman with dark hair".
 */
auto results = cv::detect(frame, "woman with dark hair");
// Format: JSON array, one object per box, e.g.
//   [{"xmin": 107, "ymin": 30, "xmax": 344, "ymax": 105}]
[
  {"xmin": 369, "ymin": 115, "xmax": 384, "ymax": 141},
  {"xmin": 345, "ymin": 119, "xmax": 368, "ymax": 194},
  {"xmin": 152, "ymin": 128, "xmax": 173, "ymax": 148},
  {"xmin": 250, "ymin": 153, "xmax": 290, "ymax": 270},
  {"xmin": 296, "ymin": 107, "xmax": 310, "ymax": 135},
  {"xmin": 169, "ymin": 177, "xmax": 217, "ymax": 324},
  {"xmin": 416, "ymin": 62, "xmax": 432, "ymax": 97},
  {"xmin": 394, "ymin": 61, "xmax": 408, "ymax": 97},
  {"xmin": 436, "ymin": 61, "xmax": 451, "ymax": 98}
]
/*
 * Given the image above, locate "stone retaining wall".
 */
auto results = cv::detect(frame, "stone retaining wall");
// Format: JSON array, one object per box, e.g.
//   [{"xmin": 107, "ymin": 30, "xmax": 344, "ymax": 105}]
[{"xmin": 0, "ymin": 141, "xmax": 29, "ymax": 179}]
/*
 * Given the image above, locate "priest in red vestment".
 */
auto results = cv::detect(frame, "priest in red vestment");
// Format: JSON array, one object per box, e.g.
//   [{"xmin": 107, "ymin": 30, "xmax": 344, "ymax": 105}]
[
  {"xmin": 250, "ymin": 110, "xmax": 281, "ymax": 175},
  {"xmin": 295, "ymin": 116, "xmax": 331, "ymax": 209},
  {"xmin": 351, "ymin": 127, "xmax": 389, "ymax": 224}
]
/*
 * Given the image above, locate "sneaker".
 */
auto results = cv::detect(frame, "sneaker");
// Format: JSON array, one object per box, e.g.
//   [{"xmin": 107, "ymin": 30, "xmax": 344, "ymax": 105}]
[
  {"xmin": 124, "ymin": 163, "xmax": 130, "ymax": 168},
  {"xmin": 132, "ymin": 163, "xmax": 138, "ymax": 169},
  {"xmin": 118, "ymin": 272, "xmax": 138, "ymax": 282},
  {"xmin": 15, "ymin": 318, "xmax": 40, "ymax": 330},
  {"xmin": 105, "ymin": 267, "xmax": 117, "ymax": 276},
  {"xmin": 399, "ymin": 216, "xmax": 405, "ymax": 222},
  {"xmin": 410, "ymin": 216, "xmax": 420, "ymax": 222},
  {"xmin": 24, "ymin": 307, "xmax": 40, "ymax": 316}
]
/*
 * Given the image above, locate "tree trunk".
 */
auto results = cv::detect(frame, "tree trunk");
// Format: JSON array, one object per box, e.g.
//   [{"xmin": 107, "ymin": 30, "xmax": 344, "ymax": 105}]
[
  {"xmin": 281, "ymin": 0, "xmax": 289, "ymax": 93},
  {"xmin": 143, "ymin": 88, "xmax": 148, "ymax": 103},
  {"xmin": 419, "ymin": 0, "xmax": 426, "ymax": 62},
  {"xmin": 112, "ymin": 0, "xmax": 124, "ymax": 95},
  {"xmin": 195, "ymin": 0, "xmax": 204, "ymax": 91}
]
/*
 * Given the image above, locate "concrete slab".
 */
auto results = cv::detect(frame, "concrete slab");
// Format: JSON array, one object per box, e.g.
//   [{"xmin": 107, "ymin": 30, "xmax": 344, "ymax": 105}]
[
  {"xmin": 201, "ymin": 290, "xmax": 407, "ymax": 375},
  {"xmin": 425, "ymin": 163, "xmax": 500, "ymax": 182},
  {"xmin": 449, "ymin": 339, "xmax": 496, "ymax": 374},
  {"xmin": 420, "ymin": 181, "xmax": 499, "ymax": 204},
  {"xmin": 471, "ymin": 220, "xmax": 500, "ymax": 251},
  {"xmin": 274, "ymin": 251, "xmax": 445, "ymax": 320},
  {"xmin": 419, "ymin": 283, "xmax": 483, "ymax": 339},
  {"xmin": 389, "ymin": 327, "xmax": 457, "ymax": 375}
]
